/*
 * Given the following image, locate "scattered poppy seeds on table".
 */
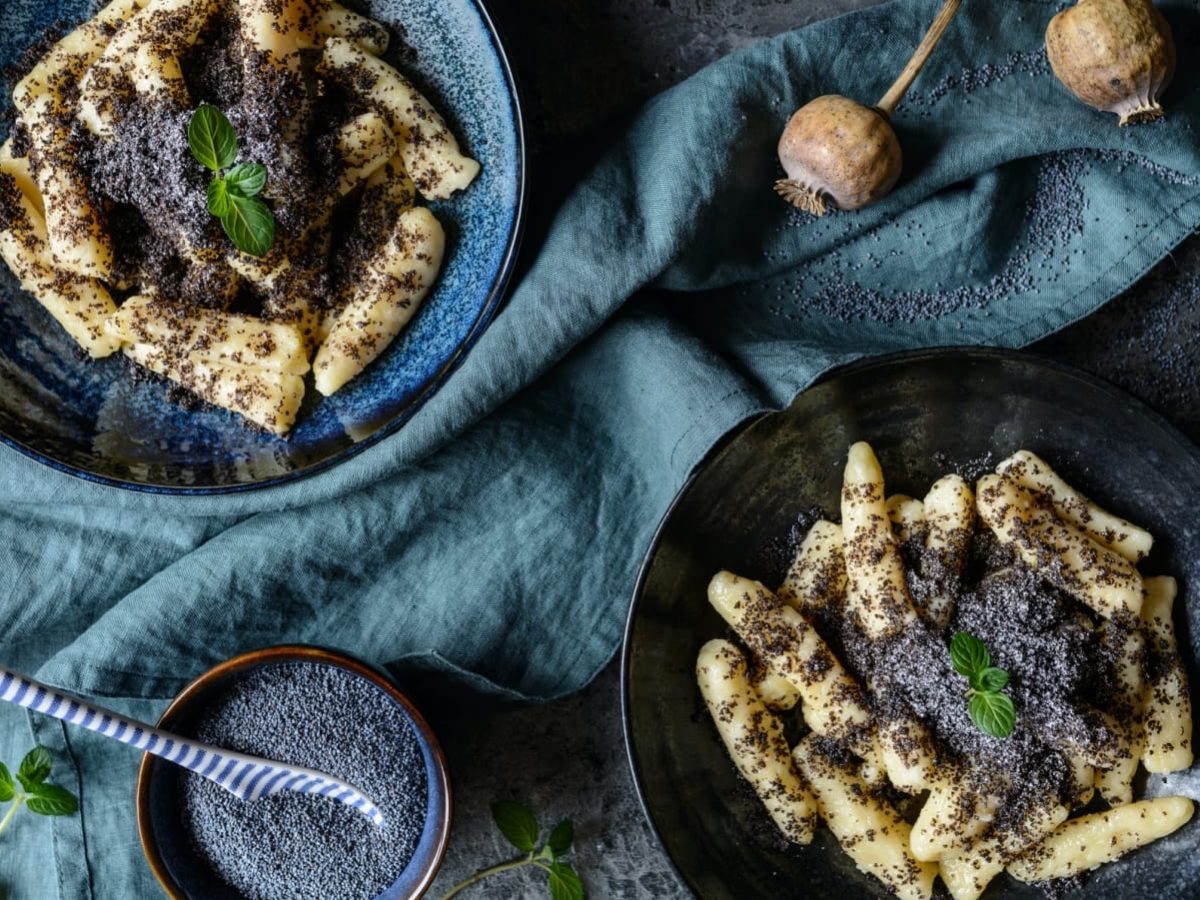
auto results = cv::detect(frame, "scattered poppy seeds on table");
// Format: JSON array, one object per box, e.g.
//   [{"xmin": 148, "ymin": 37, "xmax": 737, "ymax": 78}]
[
  {"xmin": 1039, "ymin": 230, "xmax": 1200, "ymax": 437},
  {"xmin": 180, "ymin": 662, "xmax": 428, "ymax": 900}
]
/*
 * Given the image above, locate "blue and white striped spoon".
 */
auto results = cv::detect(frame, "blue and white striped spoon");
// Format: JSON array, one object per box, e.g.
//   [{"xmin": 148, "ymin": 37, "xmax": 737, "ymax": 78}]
[{"xmin": 0, "ymin": 666, "xmax": 385, "ymax": 827}]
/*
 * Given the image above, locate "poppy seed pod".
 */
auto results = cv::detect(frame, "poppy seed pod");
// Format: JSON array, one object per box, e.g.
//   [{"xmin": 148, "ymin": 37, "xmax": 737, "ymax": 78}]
[
  {"xmin": 775, "ymin": 0, "xmax": 961, "ymax": 216},
  {"xmin": 776, "ymin": 97, "xmax": 901, "ymax": 215},
  {"xmin": 1046, "ymin": 0, "xmax": 1176, "ymax": 125}
]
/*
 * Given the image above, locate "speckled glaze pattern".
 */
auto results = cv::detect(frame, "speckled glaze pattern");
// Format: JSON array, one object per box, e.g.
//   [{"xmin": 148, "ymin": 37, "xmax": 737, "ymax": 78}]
[
  {"xmin": 624, "ymin": 349, "xmax": 1200, "ymax": 900},
  {"xmin": 0, "ymin": 0, "xmax": 524, "ymax": 492}
]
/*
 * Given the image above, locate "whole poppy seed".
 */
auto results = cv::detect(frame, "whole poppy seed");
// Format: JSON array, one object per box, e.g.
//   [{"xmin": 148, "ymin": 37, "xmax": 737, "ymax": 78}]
[
  {"xmin": 909, "ymin": 49, "xmax": 1052, "ymax": 117},
  {"xmin": 1038, "ymin": 229, "xmax": 1200, "ymax": 437},
  {"xmin": 1091, "ymin": 148, "xmax": 1200, "ymax": 187},
  {"xmin": 179, "ymin": 661, "xmax": 429, "ymax": 900}
]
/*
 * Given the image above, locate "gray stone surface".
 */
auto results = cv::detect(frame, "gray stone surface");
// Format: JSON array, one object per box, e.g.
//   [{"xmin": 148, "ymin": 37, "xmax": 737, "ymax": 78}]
[
  {"xmin": 426, "ymin": 663, "xmax": 672, "ymax": 899},
  {"xmin": 426, "ymin": 1, "xmax": 1200, "ymax": 897}
]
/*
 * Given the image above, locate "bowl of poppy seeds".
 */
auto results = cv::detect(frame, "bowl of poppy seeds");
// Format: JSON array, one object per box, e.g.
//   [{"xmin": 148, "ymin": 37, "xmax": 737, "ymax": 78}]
[{"xmin": 136, "ymin": 646, "xmax": 451, "ymax": 900}]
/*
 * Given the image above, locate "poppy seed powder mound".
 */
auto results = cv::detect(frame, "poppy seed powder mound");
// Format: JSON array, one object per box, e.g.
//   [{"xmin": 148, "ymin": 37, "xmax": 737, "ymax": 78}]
[{"xmin": 179, "ymin": 661, "xmax": 429, "ymax": 900}]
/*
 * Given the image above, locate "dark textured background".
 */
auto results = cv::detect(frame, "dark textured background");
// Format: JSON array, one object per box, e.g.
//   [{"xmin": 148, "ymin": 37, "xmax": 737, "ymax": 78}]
[{"xmin": 424, "ymin": 1, "xmax": 1200, "ymax": 896}]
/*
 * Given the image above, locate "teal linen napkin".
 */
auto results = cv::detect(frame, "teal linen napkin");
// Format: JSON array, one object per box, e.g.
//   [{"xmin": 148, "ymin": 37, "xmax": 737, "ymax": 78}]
[{"xmin": 4, "ymin": 0, "xmax": 1200, "ymax": 896}]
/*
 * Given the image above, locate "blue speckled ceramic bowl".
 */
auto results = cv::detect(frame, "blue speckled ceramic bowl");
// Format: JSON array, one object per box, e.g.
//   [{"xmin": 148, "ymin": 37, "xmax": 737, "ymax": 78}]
[
  {"xmin": 0, "ymin": 0, "xmax": 524, "ymax": 492},
  {"xmin": 137, "ymin": 645, "xmax": 452, "ymax": 900}
]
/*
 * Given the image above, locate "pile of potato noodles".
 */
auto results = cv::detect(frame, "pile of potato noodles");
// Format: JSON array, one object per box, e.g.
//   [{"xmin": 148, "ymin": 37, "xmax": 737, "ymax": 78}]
[
  {"xmin": 698, "ymin": 443, "xmax": 1194, "ymax": 900},
  {"xmin": 0, "ymin": 0, "xmax": 480, "ymax": 434}
]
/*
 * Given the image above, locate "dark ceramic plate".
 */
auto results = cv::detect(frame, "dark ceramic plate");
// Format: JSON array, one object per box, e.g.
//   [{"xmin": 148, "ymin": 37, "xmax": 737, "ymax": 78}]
[
  {"xmin": 623, "ymin": 348, "xmax": 1200, "ymax": 899},
  {"xmin": 0, "ymin": 0, "xmax": 523, "ymax": 492}
]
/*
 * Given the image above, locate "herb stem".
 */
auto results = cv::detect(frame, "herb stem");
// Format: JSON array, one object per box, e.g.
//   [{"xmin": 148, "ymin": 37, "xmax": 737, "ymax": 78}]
[
  {"xmin": 0, "ymin": 795, "xmax": 23, "ymax": 838},
  {"xmin": 441, "ymin": 854, "xmax": 534, "ymax": 899}
]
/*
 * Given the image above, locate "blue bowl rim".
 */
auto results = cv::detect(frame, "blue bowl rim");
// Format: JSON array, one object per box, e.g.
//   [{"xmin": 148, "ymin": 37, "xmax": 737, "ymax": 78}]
[
  {"xmin": 135, "ymin": 643, "xmax": 453, "ymax": 900},
  {"xmin": 620, "ymin": 344, "xmax": 1200, "ymax": 898},
  {"xmin": 0, "ymin": 0, "xmax": 528, "ymax": 496}
]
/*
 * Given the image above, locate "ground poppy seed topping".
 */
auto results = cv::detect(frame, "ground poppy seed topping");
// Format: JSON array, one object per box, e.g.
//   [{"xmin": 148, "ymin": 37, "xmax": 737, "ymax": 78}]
[
  {"xmin": 2, "ymin": 0, "xmax": 478, "ymax": 433},
  {"xmin": 700, "ymin": 444, "xmax": 1194, "ymax": 898}
]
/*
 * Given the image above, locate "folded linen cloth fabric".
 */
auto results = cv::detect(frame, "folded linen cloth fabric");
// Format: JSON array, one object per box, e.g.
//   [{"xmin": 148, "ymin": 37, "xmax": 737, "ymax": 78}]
[{"xmin": 3, "ymin": 0, "xmax": 1200, "ymax": 895}]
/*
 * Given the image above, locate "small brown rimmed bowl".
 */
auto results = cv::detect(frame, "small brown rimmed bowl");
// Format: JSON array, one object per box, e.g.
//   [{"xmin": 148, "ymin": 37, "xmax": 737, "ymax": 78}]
[{"xmin": 136, "ymin": 645, "xmax": 451, "ymax": 899}]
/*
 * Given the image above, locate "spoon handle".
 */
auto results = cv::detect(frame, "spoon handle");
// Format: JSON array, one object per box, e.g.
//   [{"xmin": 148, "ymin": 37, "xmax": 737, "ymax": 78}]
[{"xmin": 0, "ymin": 665, "xmax": 384, "ymax": 826}]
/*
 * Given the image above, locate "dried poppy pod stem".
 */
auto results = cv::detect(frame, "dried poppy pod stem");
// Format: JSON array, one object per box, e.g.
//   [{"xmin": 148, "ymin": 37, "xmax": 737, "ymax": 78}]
[
  {"xmin": 775, "ymin": 0, "xmax": 961, "ymax": 215},
  {"xmin": 1046, "ymin": 0, "xmax": 1175, "ymax": 126}
]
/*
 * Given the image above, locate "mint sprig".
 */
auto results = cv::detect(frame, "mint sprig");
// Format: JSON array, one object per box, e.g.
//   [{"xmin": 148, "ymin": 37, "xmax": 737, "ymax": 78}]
[
  {"xmin": 441, "ymin": 801, "xmax": 584, "ymax": 899},
  {"xmin": 950, "ymin": 632, "xmax": 1016, "ymax": 739},
  {"xmin": 0, "ymin": 747, "xmax": 79, "ymax": 839},
  {"xmin": 187, "ymin": 105, "xmax": 276, "ymax": 257}
]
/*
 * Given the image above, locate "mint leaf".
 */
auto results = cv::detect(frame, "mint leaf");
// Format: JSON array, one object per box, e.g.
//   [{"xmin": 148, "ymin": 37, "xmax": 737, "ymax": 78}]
[
  {"xmin": 547, "ymin": 861, "xmax": 585, "ymax": 900},
  {"xmin": 188, "ymin": 107, "xmax": 273, "ymax": 255},
  {"xmin": 977, "ymin": 667, "xmax": 1009, "ymax": 693},
  {"xmin": 950, "ymin": 632, "xmax": 990, "ymax": 679},
  {"xmin": 17, "ymin": 747, "xmax": 51, "ymax": 790},
  {"xmin": 491, "ymin": 800, "xmax": 539, "ymax": 853},
  {"xmin": 969, "ymin": 691, "xmax": 1016, "ymax": 738},
  {"xmin": 446, "ymin": 803, "xmax": 585, "ymax": 899},
  {"xmin": 188, "ymin": 105, "xmax": 238, "ymax": 172},
  {"xmin": 225, "ymin": 163, "xmax": 268, "ymax": 198},
  {"xmin": 25, "ymin": 783, "xmax": 78, "ymax": 817},
  {"xmin": 221, "ymin": 194, "xmax": 275, "ymax": 258},
  {"xmin": 0, "ymin": 763, "xmax": 13, "ymax": 802},
  {"xmin": 207, "ymin": 179, "xmax": 231, "ymax": 218},
  {"xmin": 547, "ymin": 819, "xmax": 574, "ymax": 858}
]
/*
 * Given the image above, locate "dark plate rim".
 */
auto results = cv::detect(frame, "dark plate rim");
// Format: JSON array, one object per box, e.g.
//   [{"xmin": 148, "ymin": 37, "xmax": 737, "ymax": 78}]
[
  {"xmin": 619, "ymin": 345, "xmax": 1200, "ymax": 899},
  {"xmin": 0, "ymin": 0, "xmax": 528, "ymax": 496}
]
